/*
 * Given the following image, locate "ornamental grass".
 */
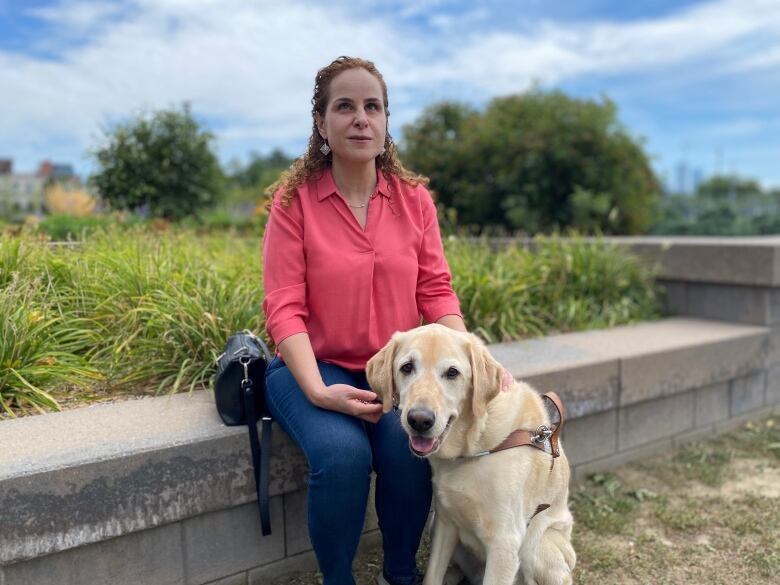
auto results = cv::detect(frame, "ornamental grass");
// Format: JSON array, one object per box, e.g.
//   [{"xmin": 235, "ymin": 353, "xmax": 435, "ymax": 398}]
[
  {"xmin": 0, "ymin": 227, "xmax": 659, "ymax": 417},
  {"xmin": 446, "ymin": 235, "xmax": 660, "ymax": 343}
]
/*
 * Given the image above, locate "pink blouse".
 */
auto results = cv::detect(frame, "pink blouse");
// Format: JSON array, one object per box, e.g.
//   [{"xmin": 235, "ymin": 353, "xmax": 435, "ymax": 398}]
[{"xmin": 262, "ymin": 166, "xmax": 462, "ymax": 370}]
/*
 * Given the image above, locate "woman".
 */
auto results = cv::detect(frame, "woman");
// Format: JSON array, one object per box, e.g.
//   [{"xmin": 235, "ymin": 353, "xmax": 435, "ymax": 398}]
[{"xmin": 262, "ymin": 56, "xmax": 465, "ymax": 585}]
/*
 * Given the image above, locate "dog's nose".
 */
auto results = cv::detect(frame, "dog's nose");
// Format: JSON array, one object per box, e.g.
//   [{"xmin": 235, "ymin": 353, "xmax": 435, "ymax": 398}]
[{"xmin": 407, "ymin": 408, "xmax": 435, "ymax": 432}]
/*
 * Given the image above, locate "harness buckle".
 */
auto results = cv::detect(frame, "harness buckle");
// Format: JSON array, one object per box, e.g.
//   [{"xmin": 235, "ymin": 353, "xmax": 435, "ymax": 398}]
[{"xmin": 533, "ymin": 425, "xmax": 553, "ymax": 443}]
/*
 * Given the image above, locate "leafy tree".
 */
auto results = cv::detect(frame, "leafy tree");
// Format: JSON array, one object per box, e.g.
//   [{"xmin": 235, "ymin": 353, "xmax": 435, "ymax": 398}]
[
  {"xmin": 400, "ymin": 101, "xmax": 479, "ymax": 212},
  {"xmin": 223, "ymin": 149, "xmax": 293, "ymax": 208},
  {"xmin": 696, "ymin": 175, "xmax": 761, "ymax": 201},
  {"xmin": 401, "ymin": 90, "xmax": 660, "ymax": 234},
  {"xmin": 90, "ymin": 104, "xmax": 224, "ymax": 220},
  {"xmin": 752, "ymin": 209, "xmax": 780, "ymax": 234},
  {"xmin": 228, "ymin": 148, "xmax": 293, "ymax": 190},
  {"xmin": 652, "ymin": 175, "xmax": 780, "ymax": 235},
  {"xmin": 695, "ymin": 205, "xmax": 741, "ymax": 235},
  {"xmin": 650, "ymin": 194, "xmax": 696, "ymax": 235}
]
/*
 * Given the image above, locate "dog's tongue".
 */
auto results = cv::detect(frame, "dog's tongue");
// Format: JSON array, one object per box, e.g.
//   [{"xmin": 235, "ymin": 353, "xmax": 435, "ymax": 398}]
[{"xmin": 411, "ymin": 436, "xmax": 436, "ymax": 454}]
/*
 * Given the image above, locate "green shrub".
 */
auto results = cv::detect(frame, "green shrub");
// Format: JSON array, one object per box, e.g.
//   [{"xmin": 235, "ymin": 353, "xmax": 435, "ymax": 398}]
[
  {"xmin": 530, "ymin": 234, "xmax": 660, "ymax": 332},
  {"xmin": 403, "ymin": 92, "xmax": 661, "ymax": 234},
  {"xmin": 76, "ymin": 229, "xmax": 265, "ymax": 393},
  {"xmin": 37, "ymin": 214, "xmax": 114, "ymax": 241},
  {"xmin": 90, "ymin": 104, "xmax": 224, "ymax": 220},
  {"xmin": 0, "ymin": 275, "xmax": 101, "ymax": 414},
  {"xmin": 0, "ymin": 229, "xmax": 659, "ymax": 416},
  {"xmin": 0, "ymin": 234, "xmax": 30, "ymax": 288},
  {"xmin": 447, "ymin": 234, "xmax": 660, "ymax": 343},
  {"xmin": 178, "ymin": 207, "xmax": 265, "ymax": 234}
]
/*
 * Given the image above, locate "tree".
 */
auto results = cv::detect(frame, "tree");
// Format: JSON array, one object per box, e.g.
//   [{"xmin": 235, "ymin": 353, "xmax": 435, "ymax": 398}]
[
  {"xmin": 695, "ymin": 175, "xmax": 761, "ymax": 202},
  {"xmin": 90, "ymin": 104, "xmax": 224, "ymax": 220},
  {"xmin": 228, "ymin": 148, "xmax": 293, "ymax": 190},
  {"xmin": 400, "ymin": 101, "xmax": 479, "ymax": 212},
  {"xmin": 651, "ymin": 175, "xmax": 780, "ymax": 235},
  {"xmin": 401, "ymin": 90, "xmax": 661, "ymax": 234}
]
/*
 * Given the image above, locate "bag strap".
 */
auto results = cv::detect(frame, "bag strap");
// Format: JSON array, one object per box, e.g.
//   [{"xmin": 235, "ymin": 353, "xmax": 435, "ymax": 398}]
[{"xmin": 242, "ymin": 378, "xmax": 272, "ymax": 536}]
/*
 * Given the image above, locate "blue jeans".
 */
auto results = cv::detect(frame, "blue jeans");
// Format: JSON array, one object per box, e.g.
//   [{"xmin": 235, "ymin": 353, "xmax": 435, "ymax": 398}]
[{"xmin": 264, "ymin": 357, "xmax": 431, "ymax": 585}]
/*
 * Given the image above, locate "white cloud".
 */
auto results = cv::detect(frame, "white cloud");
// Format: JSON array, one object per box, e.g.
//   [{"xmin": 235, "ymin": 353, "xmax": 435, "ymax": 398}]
[
  {"xmin": 729, "ymin": 45, "xmax": 780, "ymax": 72},
  {"xmin": 1, "ymin": 0, "xmax": 414, "ymax": 169},
  {"xmin": 26, "ymin": 0, "xmax": 123, "ymax": 31},
  {"xmin": 415, "ymin": 0, "xmax": 780, "ymax": 91},
  {"xmin": 1, "ymin": 0, "xmax": 779, "ymax": 178},
  {"xmin": 698, "ymin": 118, "xmax": 769, "ymax": 138}
]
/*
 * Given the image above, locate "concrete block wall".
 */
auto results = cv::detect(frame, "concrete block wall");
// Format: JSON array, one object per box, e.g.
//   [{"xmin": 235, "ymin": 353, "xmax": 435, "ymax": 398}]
[
  {"xmin": 570, "ymin": 236, "xmax": 780, "ymax": 478},
  {"xmin": 491, "ymin": 318, "xmax": 774, "ymax": 481},
  {"xmin": 2, "ymin": 236, "xmax": 780, "ymax": 584}
]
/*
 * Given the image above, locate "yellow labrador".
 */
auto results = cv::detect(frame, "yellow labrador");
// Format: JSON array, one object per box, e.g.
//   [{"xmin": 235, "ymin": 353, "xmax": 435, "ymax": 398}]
[{"xmin": 367, "ymin": 324, "xmax": 576, "ymax": 585}]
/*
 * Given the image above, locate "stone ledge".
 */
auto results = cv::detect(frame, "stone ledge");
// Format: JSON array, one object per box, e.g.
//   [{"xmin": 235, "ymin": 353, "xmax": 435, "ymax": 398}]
[
  {"xmin": 605, "ymin": 236, "xmax": 780, "ymax": 287},
  {"xmin": 0, "ymin": 390, "xmax": 308, "ymax": 486},
  {"xmin": 505, "ymin": 317, "xmax": 767, "ymax": 407},
  {"xmin": 487, "ymin": 236, "xmax": 780, "ymax": 287},
  {"xmin": 661, "ymin": 281, "xmax": 780, "ymax": 326},
  {"xmin": 487, "ymin": 337, "xmax": 618, "ymax": 418},
  {"xmin": 0, "ymin": 317, "xmax": 769, "ymax": 565}
]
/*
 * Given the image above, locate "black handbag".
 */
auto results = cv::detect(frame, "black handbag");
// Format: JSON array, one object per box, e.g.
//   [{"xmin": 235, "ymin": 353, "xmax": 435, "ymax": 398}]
[{"xmin": 214, "ymin": 329, "xmax": 273, "ymax": 535}]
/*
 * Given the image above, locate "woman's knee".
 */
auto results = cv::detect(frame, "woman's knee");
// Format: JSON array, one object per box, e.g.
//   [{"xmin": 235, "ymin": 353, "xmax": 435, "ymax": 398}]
[{"xmin": 264, "ymin": 359, "xmax": 373, "ymax": 482}]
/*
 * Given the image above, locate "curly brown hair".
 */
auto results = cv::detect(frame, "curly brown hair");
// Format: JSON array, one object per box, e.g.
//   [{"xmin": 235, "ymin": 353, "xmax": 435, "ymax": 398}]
[{"xmin": 265, "ymin": 56, "xmax": 429, "ymax": 207}]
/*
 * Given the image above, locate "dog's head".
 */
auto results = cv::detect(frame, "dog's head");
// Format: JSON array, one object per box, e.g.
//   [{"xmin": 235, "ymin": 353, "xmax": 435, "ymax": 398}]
[{"xmin": 366, "ymin": 324, "xmax": 504, "ymax": 457}]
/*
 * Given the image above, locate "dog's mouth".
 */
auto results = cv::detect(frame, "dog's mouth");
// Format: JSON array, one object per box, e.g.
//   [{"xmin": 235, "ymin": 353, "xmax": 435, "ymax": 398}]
[{"xmin": 409, "ymin": 416, "xmax": 455, "ymax": 457}]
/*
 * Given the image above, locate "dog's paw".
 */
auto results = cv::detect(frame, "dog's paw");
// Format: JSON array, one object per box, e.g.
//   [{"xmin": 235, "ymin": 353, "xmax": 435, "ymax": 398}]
[
  {"xmin": 545, "ymin": 528, "xmax": 576, "ymax": 572},
  {"xmin": 523, "ymin": 528, "xmax": 575, "ymax": 585}
]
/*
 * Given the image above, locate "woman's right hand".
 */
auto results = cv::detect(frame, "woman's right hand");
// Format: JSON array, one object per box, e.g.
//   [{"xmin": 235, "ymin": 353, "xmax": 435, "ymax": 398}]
[{"xmin": 311, "ymin": 383, "xmax": 383, "ymax": 424}]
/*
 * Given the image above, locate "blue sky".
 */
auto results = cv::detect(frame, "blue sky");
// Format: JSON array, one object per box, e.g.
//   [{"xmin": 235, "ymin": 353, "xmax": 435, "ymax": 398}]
[{"xmin": 1, "ymin": 0, "xmax": 779, "ymax": 191}]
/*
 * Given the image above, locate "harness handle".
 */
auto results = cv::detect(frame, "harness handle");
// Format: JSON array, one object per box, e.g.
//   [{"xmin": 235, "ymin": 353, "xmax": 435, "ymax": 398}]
[{"xmin": 541, "ymin": 392, "xmax": 564, "ymax": 458}]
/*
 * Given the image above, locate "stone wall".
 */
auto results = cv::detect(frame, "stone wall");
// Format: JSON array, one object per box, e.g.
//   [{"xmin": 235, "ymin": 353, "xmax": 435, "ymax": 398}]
[{"xmin": 1, "ymin": 237, "xmax": 779, "ymax": 585}]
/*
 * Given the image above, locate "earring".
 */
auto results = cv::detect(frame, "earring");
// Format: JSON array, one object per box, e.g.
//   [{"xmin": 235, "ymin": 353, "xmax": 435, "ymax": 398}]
[{"xmin": 320, "ymin": 142, "xmax": 331, "ymax": 155}]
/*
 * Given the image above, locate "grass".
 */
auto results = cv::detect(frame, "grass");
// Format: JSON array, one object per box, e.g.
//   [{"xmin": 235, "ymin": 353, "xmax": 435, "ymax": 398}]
[
  {"xmin": 0, "ymin": 274, "xmax": 102, "ymax": 415},
  {"xmin": 0, "ymin": 227, "xmax": 266, "ymax": 415},
  {"xmin": 572, "ymin": 417, "xmax": 780, "ymax": 584},
  {"xmin": 267, "ymin": 417, "xmax": 780, "ymax": 584},
  {"xmin": 446, "ymin": 235, "xmax": 660, "ymax": 343},
  {"xmin": 0, "ymin": 227, "xmax": 660, "ymax": 417}
]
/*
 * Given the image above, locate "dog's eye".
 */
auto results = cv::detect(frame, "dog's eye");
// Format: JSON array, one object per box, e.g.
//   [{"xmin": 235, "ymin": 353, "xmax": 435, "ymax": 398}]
[
  {"xmin": 400, "ymin": 361, "xmax": 414, "ymax": 374},
  {"xmin": 445, "ymin": 367, "xmax": 460, "ymax": 379}
]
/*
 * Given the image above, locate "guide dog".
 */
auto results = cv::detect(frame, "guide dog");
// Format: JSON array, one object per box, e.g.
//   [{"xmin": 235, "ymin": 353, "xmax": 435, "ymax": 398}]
[{"xmin": 367, "ymin": 324, "xmax": 575, "ymax": 585}]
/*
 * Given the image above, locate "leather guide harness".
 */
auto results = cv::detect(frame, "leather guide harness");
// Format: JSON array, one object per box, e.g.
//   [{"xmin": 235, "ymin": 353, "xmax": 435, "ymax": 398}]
[
  {"xmin": 487, "ymin": 392, "xmax": 564, "ymax": 462},
  {"xmin": 461, "ymin": 391, "xmax": 566, "ymax": 523}
]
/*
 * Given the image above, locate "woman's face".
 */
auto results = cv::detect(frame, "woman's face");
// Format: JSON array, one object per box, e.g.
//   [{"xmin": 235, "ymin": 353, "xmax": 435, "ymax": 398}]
[{"xmin": 316, "ymin": 67, "xmax": 387, "ymax": 166}]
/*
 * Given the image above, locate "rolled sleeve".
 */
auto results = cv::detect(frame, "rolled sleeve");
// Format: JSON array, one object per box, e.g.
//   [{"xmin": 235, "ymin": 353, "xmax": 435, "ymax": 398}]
[
  {"xmin": 262, "ymin": 194, "xmax": 309, "ymax": 345},
  {"xmin": 415, "ymin": 189, "xmax": 462, "ymax": 324}
]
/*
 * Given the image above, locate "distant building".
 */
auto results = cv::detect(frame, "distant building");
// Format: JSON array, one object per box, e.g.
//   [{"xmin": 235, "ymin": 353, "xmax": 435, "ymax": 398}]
[
  {"xmin": 692, "ymin": 168, "xmax": 704, "ymax": 194},
  {"xmin": 675, "ymin": 161, "xmax": 689, "ymax": 195},
  {"xmin": 671, "ymin": 161, "xmax": 707, "ymax": 196},
  {"xmin": 0, "ymin": 158, "xmax": 80, "ymax": 216},
  {"xmin": 38, "ymin": 160, "xmax": 76, "ymax": 181}
]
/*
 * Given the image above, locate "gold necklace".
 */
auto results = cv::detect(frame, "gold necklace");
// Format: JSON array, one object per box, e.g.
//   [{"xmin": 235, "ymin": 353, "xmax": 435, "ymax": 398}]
[{"xmin": 346, "ymin": 194, "xmax": 375, "ymax": 209}]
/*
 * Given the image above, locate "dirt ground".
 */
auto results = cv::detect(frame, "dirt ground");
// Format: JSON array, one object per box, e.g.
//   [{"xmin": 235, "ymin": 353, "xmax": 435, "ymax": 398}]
[{"xmin": 269, "ymin": 416, "xmax": 780, "ymax": 585}]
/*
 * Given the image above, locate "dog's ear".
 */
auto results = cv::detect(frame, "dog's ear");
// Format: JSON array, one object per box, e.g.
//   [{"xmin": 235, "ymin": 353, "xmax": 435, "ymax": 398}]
[
  {"xmin": 468, "ymin": 334, "xmax": 504, "ymax": 419},
  {"xmin": 366, "ymin": 335, "xmax": 399, "ymax": 413}
]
